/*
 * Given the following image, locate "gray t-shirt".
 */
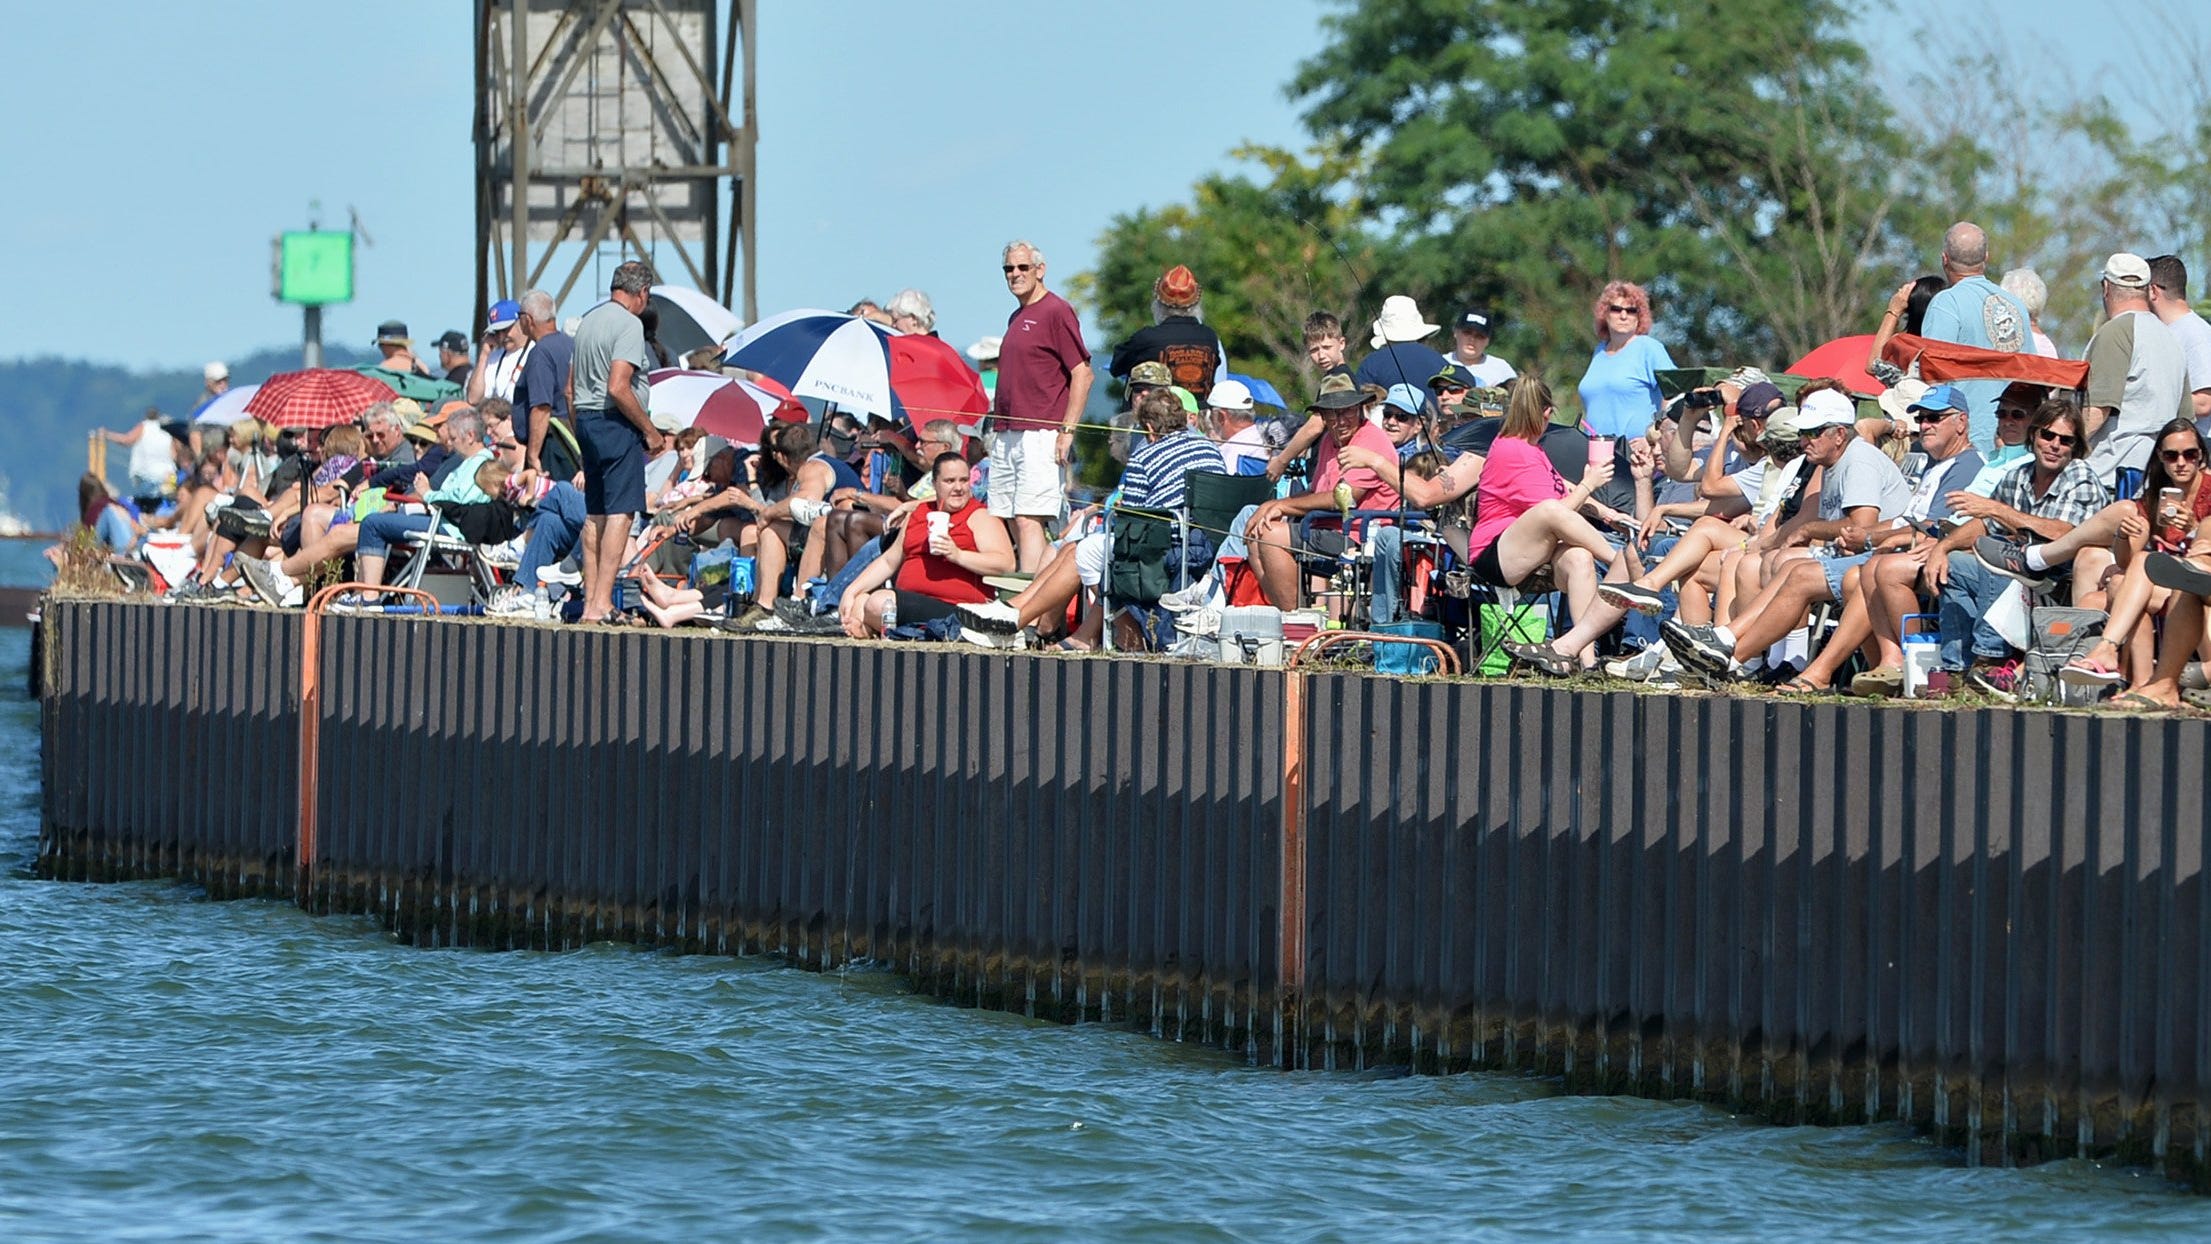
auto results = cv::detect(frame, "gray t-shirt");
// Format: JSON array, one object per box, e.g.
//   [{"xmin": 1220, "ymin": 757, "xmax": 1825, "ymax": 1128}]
[
  {"xmin": 1817, "ymin": 435, "xmax": 1912, "ymax": 524},
  {"xmin": 571, "ymin": 300, "xmax": 653, "ymax": 416},
  {"xmin": 2084, "ymin": 309, "xmax": 2191, "ymax": 483}
]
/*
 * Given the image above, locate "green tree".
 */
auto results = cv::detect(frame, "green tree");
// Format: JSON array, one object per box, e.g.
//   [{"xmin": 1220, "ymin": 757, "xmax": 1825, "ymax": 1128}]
[
  {"xmin": 1074, "ymin": 145, "xmax": 1390, "ymax": 406},
  {"xmin": 1287, "ymin": 0, "xmax": 1920, "ymax": 385}
]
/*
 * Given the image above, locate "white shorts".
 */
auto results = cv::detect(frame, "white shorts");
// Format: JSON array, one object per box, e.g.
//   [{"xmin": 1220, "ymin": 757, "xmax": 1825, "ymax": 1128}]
[
  {"xmin": 1074, "ymin": 530, "xmax": 1110, "ymax": 587},
  {"xmin": 986, "ymin": 427, "xmax": 1064, "ymax": 519}
]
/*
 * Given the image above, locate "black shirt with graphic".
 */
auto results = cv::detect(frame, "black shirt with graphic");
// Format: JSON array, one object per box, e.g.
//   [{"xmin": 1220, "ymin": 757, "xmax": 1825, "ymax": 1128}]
[{"xmin": 1109, "ymin": 316, "xmax": 1224, "ymax": 401}]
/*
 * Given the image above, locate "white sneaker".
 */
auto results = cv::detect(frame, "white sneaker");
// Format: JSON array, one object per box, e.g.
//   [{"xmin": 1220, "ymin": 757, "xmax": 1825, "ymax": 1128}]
[
  {"xmin": 1603, "ymin": 644, "xmax": 1667, "ymax": 682},
  {"xmin": 1158, "ymin": 575, "xmax": 1217, "ymax": 612},
  {"xmin": 484, "ymin": 585, "xmax": 535, "ymax": 617},
  {"xmin": 540, "ymin": 560, "xmax": 583, "ymax": 587}
]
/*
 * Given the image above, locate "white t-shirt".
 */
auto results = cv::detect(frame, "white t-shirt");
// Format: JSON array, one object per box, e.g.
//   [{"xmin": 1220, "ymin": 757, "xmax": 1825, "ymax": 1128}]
[
  {"xmin": 2161, "ymin": 309, "xmax": 2211, "ymax": 402},
  {"xmin": 482, "ymin": 343, "xmax": 529, "ymax": 402},
  {"xmin": 1450, "ymin": 351, "xmax": 1517, "ymax": 387}
]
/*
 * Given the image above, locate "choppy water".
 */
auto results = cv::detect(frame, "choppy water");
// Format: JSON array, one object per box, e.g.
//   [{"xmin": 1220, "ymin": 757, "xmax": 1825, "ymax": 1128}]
[{"xmin": 7, "ymin": 557, "xmax": 2211, "ymax": 1239}]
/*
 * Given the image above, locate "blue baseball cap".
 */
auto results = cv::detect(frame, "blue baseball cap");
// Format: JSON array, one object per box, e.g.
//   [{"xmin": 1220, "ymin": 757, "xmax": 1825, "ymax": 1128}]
[
  {"xmin": 485, "ymin": 299, "xmax": 521, "ymax": 332},
  {"xmin": 1907, "ymin": 383, "xmax": 1967, "ymax": 416},
  {"xmin": 1381, "ymin": 383, "xmax": 1427, "ymax": 417}
]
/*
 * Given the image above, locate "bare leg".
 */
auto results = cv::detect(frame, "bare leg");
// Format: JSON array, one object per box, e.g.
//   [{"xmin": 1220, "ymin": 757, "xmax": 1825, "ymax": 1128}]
[
  {"xmin": 1249, "ymin": 511, "xmax": 1304, "ymax": 610},
  {"xmin": 1729, "ymin": 558, "xmax": 1832, "ymax": 659},
  {"xmin": 1860, "ymin": 553, "xmax": 1927, "ymax": 671},
  {"xmin": 2026, "ymin": 501, "xmax": 2130, "ymax": 565},
  {"xmin": 1012, "ymin": 515, "xmax": 1050, "ymax": 573},
  {"xmin": 2071, "ymin": 546, "xmax": 2116, "ymax": 611},
  {"xmin": 1550, "ymin": 546, "xmax": 1630, "ymax": 663},
  {"xmin": 579, "ymin": 515, "xmax": 608, "ymax": 620},
  {"xmin": 755, "ymin": 518, "xmax": 794, "ymax": 610},
  {"xmin": 1491, "ymin": 499, "xmax": 1615, "ymax": 585},
  {"xmin": 2131, "ymin": 591, "xmax": 2203, "ymax": 706},
  {"xmin": 1799, "ymin": 565, "xmax": 1875, "ymax": 688}
]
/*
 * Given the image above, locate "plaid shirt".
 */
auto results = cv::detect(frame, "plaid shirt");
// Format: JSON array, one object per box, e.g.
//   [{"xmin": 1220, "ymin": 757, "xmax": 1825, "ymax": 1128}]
[{"xmin": 1989, "ymin": 456, "xmax": 2108, "ymax": 528}]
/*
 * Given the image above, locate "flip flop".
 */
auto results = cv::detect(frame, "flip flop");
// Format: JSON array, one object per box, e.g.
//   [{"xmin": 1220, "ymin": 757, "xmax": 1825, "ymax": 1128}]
[
  {"xmin": 2146, "ymin": 552, "xmax": 2211, "ymax": 596},
  {"xmin": 1775, "ymin": 676, "xmax": 1828, "ymax": 696},
  {"xmin": 2058, "ymin": 650, "xmax": 2124, "ymax": 687},
  {"xmin": 2109, "ymin": 690, "xmax": 2174, "ymax": 712}
]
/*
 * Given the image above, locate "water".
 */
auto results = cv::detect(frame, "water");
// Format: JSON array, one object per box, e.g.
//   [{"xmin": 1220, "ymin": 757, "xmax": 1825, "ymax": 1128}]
[{"xmin": 6, "ymin": 572, "xmax": 2211, "ymax": 1239}]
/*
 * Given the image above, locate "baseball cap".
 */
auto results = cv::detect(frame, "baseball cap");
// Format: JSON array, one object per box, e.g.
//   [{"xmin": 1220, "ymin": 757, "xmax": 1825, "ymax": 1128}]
[
  {"xmin": 1428, "ymin": 362, "xmax": 1475, "ymax": 390},
  {"xmin": 485, "ymin": 300, "xmax": 521, "ymax": 332},
  {"xmin": 1208, "ymin": 379, "xmax": 1255, "ymax": 412},
  {"xmin": 434, "ymin": 330, "xmax": 469, "ymax": 354},
  {"xmin": 1307, "ymin": 373, "xmax": 1368, "ymax": 412},
  {"xmin": 374, "ymin": 320, "xmax": 411, "ymax": 346},
  {"xmin": 203, "ymin": 361, "xmax": 229, "ymax": 383},
  {"xmin": 1454, "ymin": 308, "xmax": 1496, "ymax": 334},
  {"xmin": 2102, "ymin": 253, "xmax": 2152, "ymax": 289},
  {"xmin": 1734, "ymin": 382, "xmax": 1785, "ymax": 418},
  {"xmin": 1128, "ymin": 360, "xmax": 1173, "ymax": 389},
  {"xmin": 1380, "ymin": 384, "xmax": 1427, "ymax": 417},
  {"xmin": 1907, "ymin": 384, "xmax": 1968, "ymax": 417},
  {"xmin": 1167, "ymin": 385, "xmax": 1201, "ymax": 415},
  {"xmin": 1795, "ymin": 389, "xmax": 1858, "ymax": 430}
]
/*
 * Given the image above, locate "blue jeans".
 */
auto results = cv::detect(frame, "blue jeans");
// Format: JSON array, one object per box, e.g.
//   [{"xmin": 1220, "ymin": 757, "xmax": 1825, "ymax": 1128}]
[
  {"xmin": 516, "ymin": 481, "xmax": 586, "ymax": 589},
  {"xmin": 357, "ymin": 511, "xmax": 435, "ymax": 560},
  {"xmin": 1369, "ymin": 525, "xmax": 1403, "ymax": 624},
  {"xmin": 1938, "ymin": 550, "xmax": 2012, "ymax": 671},
  {"xmin": 811, "ymin": 534, "xmax": 887, "ymax": 613}
]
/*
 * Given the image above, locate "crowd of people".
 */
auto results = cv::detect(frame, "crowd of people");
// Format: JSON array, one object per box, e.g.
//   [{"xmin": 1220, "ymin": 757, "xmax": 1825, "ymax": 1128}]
[{"xmin": 76, "ymin": 220, "xmax": 2211, "ymax": 710}]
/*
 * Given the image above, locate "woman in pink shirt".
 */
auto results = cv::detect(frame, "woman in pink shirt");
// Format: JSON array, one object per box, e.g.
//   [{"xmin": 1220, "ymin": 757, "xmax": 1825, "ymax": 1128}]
[{"xmin": 1467, "ymin": 377, "xmax": 1636, "ymax": 674}]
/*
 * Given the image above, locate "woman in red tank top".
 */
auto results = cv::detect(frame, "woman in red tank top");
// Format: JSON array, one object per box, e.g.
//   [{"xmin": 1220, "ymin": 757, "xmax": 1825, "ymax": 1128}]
[{"xmin": 838, "ymin": 453, "xmax": 1016, "ymax": 636}]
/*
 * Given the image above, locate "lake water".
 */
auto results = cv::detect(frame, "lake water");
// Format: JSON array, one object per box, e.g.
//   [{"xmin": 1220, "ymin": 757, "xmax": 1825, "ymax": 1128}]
[{"xmin": 6, "ymin": 545, "xmax": 2211, "ymax": 1239}]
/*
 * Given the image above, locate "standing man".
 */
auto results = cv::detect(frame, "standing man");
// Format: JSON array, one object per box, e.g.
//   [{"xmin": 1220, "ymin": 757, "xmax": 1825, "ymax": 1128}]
[
  {"xmin": 512, "ymin": 289, "xmax": 573, "ymax": 476},
  {"xmin": 1445, "ymin": 308, "xmax": 1516, "ymax": 387},
  {"xmin": 434, "ymin": 331, "xmax": 474, "ymax": 388},
  {"xmin": 566, "ymin": 261, "xmax": 665, "ymax": 623},
  {"xmin": 2082, "ymin": 252, "xmax": 2191, "ymax": 488},
  {"xmin": 1918, "ymin": 221, "xmax": 2033, "ymax": 450},
  {"xmin": 199, "ymin": 362, "xmax": 229, "ymax": 407},
  {"xmin": 989, "ymin": 239, "xmax": 1093, "ymax": 572},
  {"xmin": 2146, "ymin": 254, "xmax": 2211, "ymax": 426},
  {"xmin": 1108, "ymin": 265, "xmax": 1225, "ymax": 402},
  {"xmin": 467, "ymin": 300, "xmax": 527, "ymax": 404},
  {"xmin": 370, "ymin": 321, "xmax": 431, "ymax": 377}
]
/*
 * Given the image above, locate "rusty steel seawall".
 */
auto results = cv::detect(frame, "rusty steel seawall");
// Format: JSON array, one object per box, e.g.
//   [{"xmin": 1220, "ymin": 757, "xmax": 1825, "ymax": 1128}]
[{"xmin": 34, "ymin": 599, "xmax": 2211, "ymax": 1186}]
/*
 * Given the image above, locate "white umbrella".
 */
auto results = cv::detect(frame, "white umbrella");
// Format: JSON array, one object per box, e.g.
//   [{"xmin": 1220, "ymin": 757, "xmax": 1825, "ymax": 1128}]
[
  {"xmin": 648, "ymin": 285, "xmax": 744, "ymax": 363},
  {"xmin": 191, "ymin": 383, "xmax": 261, "ymax": 425},
  {"xmin": 723, "ymin": 308, "xmax": 898, "ymax": 419}
]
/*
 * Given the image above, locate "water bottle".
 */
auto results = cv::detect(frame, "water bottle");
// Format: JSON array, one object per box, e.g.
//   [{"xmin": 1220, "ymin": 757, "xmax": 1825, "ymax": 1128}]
[
  {"xmin": 880, "ymin": 595, "xmax": 898, "ymax": 629},
  {"xmin": 533, "ymin": 585, "xmax": 551, "ymax": 621}
]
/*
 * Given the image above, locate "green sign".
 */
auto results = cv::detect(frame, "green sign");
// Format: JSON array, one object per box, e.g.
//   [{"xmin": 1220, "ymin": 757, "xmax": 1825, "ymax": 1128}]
[{"xmin": 275, "ymin": 231, "xmax": 353, "ymax": 305}]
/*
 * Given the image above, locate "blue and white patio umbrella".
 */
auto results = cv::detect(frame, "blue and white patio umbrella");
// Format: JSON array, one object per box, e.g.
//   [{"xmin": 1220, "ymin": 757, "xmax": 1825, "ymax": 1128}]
[{"xmin": 723, "ymin": 308, "xmax": 902, "ymax": 420}]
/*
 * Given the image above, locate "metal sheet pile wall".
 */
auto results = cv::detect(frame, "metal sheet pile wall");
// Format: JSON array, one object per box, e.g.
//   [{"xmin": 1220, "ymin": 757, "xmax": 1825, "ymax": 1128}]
[
  {"xmin": 39, "ymin": 601, "xmax": 300, "ymax": 893},
  {"xmin": 301, "ymin": 620, "xmax": 1289, "ymax": 1057},
  {"xmin": 1296, "ymin": 674, "xmax": 2211, "ymax": 1179}
]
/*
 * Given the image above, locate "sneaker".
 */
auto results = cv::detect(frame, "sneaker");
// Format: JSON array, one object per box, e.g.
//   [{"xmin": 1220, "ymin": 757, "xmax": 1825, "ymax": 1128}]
[
  {"xmin": 1603, "ymin": 644, "xmax": 1667, "ymax": 682},
  {"xmin": 752, "ymin": 615, "xmax": 793, "ymax": 632},
  {"xmin": 1597, "ymin": 582, "xmax": 1666, "ymax": 616},
  {"xmin": 484, "ymin": 585, "xmax": 535, "ymax": 617},
  {"xmin": 1660, "ymin": 618, "xmax": 1741, "ymax": 681},
  {"xmin": 540, "ymin": 560, "xmax": 583, "ymax": 587},
  {"xmin": 1158, "ymin": 575, "xmax": 1217, "ymax": 612},
  {"xmin": 325, "ymin": 591, "xmax": 378, "ymax": 615},
  {"xmin": 235, "ymin": 556, "xmax": 298, "ymax": 609},
  {"xmin": 955, "ymin": 598, "xmax": 1022, "ymax": 635},
  {"xmin": 1966, "ymin": 658, "xmax": 2022, "ymax": 702},
  {"xmin": 1974, "ymin": 536, "xmax": 2053, "ymax": 590},
  {"xmin": 773, "ymin": 597, "xmax": 821, "ymax": 626}
]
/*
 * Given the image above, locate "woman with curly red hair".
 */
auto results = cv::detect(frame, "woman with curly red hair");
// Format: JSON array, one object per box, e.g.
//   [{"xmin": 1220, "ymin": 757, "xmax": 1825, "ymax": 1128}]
[{"xmin": 1576, "ymin": 280, "xmax": 1676, "ymax": 441}]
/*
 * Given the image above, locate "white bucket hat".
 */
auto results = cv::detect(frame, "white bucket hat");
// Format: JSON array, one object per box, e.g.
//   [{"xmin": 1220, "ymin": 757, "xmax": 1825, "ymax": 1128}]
[{"xmin": 1369, "ymin": 295, "xmax": 1440, "ymax": 348}]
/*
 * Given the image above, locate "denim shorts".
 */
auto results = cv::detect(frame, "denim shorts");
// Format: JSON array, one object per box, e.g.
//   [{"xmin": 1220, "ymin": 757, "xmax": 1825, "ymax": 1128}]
[{"xmin": 1819, "ymin": 551, "xmax": 1874, "ymax": 601}]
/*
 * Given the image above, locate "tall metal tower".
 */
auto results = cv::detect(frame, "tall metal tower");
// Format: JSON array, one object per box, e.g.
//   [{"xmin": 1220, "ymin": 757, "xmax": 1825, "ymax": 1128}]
[{"xmin": 474, "ymin": 0, "xmax": 757, "ymax": 325}]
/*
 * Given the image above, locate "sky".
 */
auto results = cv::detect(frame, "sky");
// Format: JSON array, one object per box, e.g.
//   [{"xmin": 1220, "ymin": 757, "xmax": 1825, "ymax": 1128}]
[{"xmin": 0, "ymin": 0, "xmax": 2182, "ymax": 372}]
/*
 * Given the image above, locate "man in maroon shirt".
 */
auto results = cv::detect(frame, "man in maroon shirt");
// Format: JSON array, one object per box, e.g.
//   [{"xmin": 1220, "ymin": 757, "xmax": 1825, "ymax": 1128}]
[{"xmin": 989, "ymin": 239, "xmax": 1094, "ymax": 571}]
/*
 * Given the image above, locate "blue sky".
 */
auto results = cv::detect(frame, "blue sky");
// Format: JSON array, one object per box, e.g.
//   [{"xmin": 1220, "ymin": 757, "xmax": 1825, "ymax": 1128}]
[{"xmin": 0, "ymin": 1, "xmax": 2174, "ymax": 371}]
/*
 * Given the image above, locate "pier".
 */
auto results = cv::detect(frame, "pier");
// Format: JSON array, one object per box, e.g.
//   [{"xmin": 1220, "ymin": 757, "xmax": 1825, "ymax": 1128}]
[{"xmin": 36, "ymin": 597, "xmax": 2211, "ymax": 1188}]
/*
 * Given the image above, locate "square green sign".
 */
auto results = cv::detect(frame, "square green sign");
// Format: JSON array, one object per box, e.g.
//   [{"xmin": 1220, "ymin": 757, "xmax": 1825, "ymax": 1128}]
[{"xmin": 278, "ymin": 231, "xmax": 353, "ymax": 305}]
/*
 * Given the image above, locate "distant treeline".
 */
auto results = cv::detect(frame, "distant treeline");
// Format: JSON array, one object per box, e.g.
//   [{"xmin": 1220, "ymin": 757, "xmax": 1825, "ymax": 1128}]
[{"xmin": 0, "ymin": 344, "xmax": 373, "ymax": 526}]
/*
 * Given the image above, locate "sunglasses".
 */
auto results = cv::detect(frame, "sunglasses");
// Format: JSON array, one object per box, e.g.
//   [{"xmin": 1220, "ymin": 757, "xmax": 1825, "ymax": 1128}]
[
  {"xmin": 2162, "ymin": 447, "xmax": 2204, "ymax": 463},
  {"xmin": 1606, "ymin": 304, "xmax": 1638, "ymax": 314},
  {"xmin": 1381, "ymin": 409, "xmax": 1419, "ymax": 421},
  {"xmin": 1432, "ymin": 384, "xmax": 1468, "ymax": 396},
  {"xmin": 1997, "ymin": 407, "xmax": 2031, "ymax": 420},
  {"xmin": 2036, "ymin": 428, "xmax": 2079, "ymax": 448},
  {"xmin": 1002, "ymin": 263, "xmax": 1034, "ymax": 274}
]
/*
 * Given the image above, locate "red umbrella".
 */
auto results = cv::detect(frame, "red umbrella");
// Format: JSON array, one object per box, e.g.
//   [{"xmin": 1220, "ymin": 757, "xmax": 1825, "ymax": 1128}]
[
  {"xmin": 647, "ymin": 368, "xmax": 806, "ymax": 446},
  {"xmin": 243, "ymin": 368, "xmax": 393, "ymax": 429},
  {"xmin": 1786, "ymin": 335, "xmax": 1886, "ymax": 396},
  {"xmin": 888, "ymin": 333, "xmax": 990, "ymax": 426}
]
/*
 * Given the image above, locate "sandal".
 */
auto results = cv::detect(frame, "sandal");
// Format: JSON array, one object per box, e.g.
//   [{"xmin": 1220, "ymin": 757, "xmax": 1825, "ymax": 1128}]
[
  {"xmin": 2109, "ymin": 690, "xmax": 2175, "ymax": 712},
  {"xmin": 1848, "ymin": 666, "xmax": 1905, "ymax": 698},
  {"xmin": 2059, "ymin": 646, "xmax": 2124, "ymax": 688},
  {"xmin": 1775, "ymin": 675, "xmax": 1828, "ymax": 696},
  {"xmin": 1505, "ymin": 639, "xmax": 1576, "ymax": 677}
]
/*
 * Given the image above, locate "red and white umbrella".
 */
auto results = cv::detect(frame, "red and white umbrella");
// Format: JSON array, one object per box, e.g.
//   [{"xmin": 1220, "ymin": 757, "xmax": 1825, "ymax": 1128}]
[
  {"xmin": 244, "ymin": 368, "xmax": 393, "ymax": 429},
  {"xmin": 647, "ymin": 368, "xmax": 805, "ymax": 446},
  {"xmin": 888, "ymin": 332, "xmax": 990, "ymax": 426}
]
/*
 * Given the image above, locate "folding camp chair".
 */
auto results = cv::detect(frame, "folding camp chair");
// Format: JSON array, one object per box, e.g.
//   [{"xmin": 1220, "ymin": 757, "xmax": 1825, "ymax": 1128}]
[{"xmin": 389, "ymin": 504, "xmax": 506, "ymax": 606}]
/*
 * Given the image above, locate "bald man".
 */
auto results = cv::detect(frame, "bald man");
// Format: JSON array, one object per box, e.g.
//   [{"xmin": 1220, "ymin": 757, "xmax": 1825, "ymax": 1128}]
[{"xmin": 1919, "ymin": 220, "xmax": 2034, "ymax": 451}]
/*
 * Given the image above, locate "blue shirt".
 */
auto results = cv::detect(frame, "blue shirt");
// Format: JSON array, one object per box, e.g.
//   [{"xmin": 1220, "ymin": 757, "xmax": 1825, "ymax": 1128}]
[
  {"xmin": 1354, "ymin": 342, "xmax": 1452, "ymax": 391},
  {"xmin": 515, "ymin": 330, "xmax": 575, "ymax": 444},
  {"xmin": 1120, "ymin": 430, "xmax": 1226, "ymax": 511},
  {"xmin": 1920, "ymin": 275, "xmax": 2032, "ymax": 451},
  {"xmin": 1577, "ymin": 335, "xmax": 1676, "ymax": 439}
]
